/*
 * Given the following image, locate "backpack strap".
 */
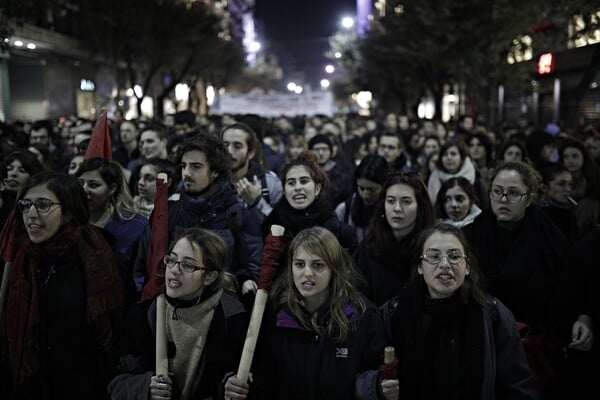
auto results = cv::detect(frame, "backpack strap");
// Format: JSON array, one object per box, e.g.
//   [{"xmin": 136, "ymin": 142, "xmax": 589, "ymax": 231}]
[{"xmin": 260, "ymin": 173, "xmax": 271, "ymax": 205}]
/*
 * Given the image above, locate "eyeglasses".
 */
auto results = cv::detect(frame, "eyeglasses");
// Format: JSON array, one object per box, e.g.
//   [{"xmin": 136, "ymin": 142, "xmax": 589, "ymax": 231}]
[
  {"xmin": 421, "ymin": 249, "xmax": 466, "ymax": 265},
  {"xmin": 163, "ymin": 255, "xmax": 210, "ymax": 274},
  {"xmin": 17, "ymin": 199, "xmax": 61, "ymax": 214},
  {"xmin": 489, "ymin": 187, "xmax": 530, "ymax": 203}
]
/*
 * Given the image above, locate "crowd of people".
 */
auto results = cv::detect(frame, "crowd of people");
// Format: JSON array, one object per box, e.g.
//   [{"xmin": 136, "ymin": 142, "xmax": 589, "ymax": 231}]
[{"xmin": 0, "ymin": 109, "xmax": 599, "ymax": 399}]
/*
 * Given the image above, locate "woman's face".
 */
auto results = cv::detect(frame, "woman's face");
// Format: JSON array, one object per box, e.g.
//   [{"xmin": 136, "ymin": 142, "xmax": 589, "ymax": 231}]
[
  {"xmin": 21, "ymin": 184, "xmax": 65, "ymax": 243},
  {"xmin": 78, "ymin": 170, "xmax": 116, "ymax": 214},
  {"xmin": 467, "ymin": 138, "xmax": 485, "ymax": 162},
  {"xmin": 443, "ymin": 185, "xmax": 471, "ymax": 222},
  {"xmin": 292, "ymin": 246, "xmax": 332, "ymax": 312},
  {"xmin": 545, "ymin": 171, "xmax": 572, "ymax": 205},
  {"xmin": 503, "ymin": 145, "xmax": 523, "ymax": 162},
  {"xmin": 423, "ymin": 139, "xmax": 440, "ymax": 157},
  {"xmin": 356, "ymin": 177, "xmax": 382, "ymax": 206},
  {"xmin": 5, "ymin": 159, "xmax": 31, "ymax": 192},
  {"xmin": 418, "ymin": 232, "xmax": 469, "ymax": 299},
  {"xmin": 385, "ymin": 183, "xmax": 418, "ymax": 238},
  {"xmin": 138, "ymin": 164, "xmax": 158, "ymax": 202},
  {"xmin": 441, "ymin": 146, "xmax": 462, "ymax": 173},
  {"xmin": 284, "ymin": 166, "xmax": 321, "ymax": 210},
  {"xmin": 68, "ymin": 155, "xmax": 84, "ymax": 176},
  {"xmin": 490, "ymin": 169, "xmax": 532, "ymax": 222},
  {"xmin": 166, "ymin": 238, "xmax": 215, "ymax": 300},
  {"xmin": 562, "ymin": 147, "xmax": 584, "ymax": 174}
]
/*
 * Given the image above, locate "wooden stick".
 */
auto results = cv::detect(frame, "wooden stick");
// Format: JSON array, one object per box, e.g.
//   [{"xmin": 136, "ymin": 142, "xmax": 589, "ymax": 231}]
[
  {"xmin": 384, "ymin": 346, "xmax": 395, "ymax": 364},
  {"xmin": 236, "ymin": 225, "xmax": 285, "ymax": 382},
  {"xmin": 156, "ymin": 293, "xmax": 168, "ymax": 376},
  {"xmin": 155, "ymin": 173, "xmax": 169, "ymax": 376}
]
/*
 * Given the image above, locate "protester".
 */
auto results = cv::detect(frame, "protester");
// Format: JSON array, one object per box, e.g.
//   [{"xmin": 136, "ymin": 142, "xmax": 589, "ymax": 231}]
[
  {"xmin": 0, "ymin": 171, "xmax": 123, "ymax": 399},
  {"xmin": 538, "ymin": 163, "xmax": 579, "ymax": 242},
  {"xmin": 1, "ymin": 150, "xmax": 44, "ymax": 226},
  {"xmin": 133, "ymin": 134, "xmax": 260, "ymax": 297},
  {"xmin": 227, "ymin": 226, "xmax": 387, "ymax": 400},
  {"xmin": 132, "ymin": 158, "xmax": 180, "ymax": 219},
  {"xmin": 380, "ymin": 223, "xmax": 535, "ymax": 399},
  {"xmin": 434, "ymin": 177, "xmax": 482, "ymax": 228},
  {"xmin": 263, "ymin": 151, "xmax": 356, "ymax": 253},
  {"xmin": 353, "ymin": 172, "xmax": 436, "ymax": 306},
  {"xmin": 464, "ymin": 161, "xmax": 594, "ymax": 398},
  {"xmin": 76, "ymin": 157, "xmax": 148, "ymax": 304},
  {"xmin": 335, "ymin": 154, "xmax": 389, "ymax": 244},
  {"xmin": 427, "ymin": 140, "xmax": 478, "ymax": 204},
  {"xmin": 108, "ymin": 228, "xmax": 248, "ymax": 400},
  {"xmin": 221, "ymin": 122, "xmax": 282, "ymax": 223}
]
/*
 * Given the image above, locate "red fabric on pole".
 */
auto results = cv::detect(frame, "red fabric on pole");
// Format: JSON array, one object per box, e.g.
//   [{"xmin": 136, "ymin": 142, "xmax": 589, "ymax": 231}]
[
  {"xmin": 140, "ymin": 176, "xmax": 168, "ymax": 302},
  {"xmin": 379, "ymin": 357, "xmax": 398, "ymax": 380},
  {"xmin": 257, "ymin": 232, "xmax": 286, "ymax": 291},
  {"xmin": 0, "ymin": 209, "xmax": 17, "ymax": 262},
  {"xmin": 84, "ymin": 111, "xmax": 112, "ymax": 160}
]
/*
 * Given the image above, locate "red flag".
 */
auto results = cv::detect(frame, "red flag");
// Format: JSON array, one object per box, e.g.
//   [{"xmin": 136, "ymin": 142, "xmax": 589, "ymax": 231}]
[
  {"xmin": 84, "ymin": 111, "xmax": 112, "ymax": 160},
  {"xmin": 0, "ymin": 209, "xmax": 17, "ymax": 263},
  {"xmin": 140, "ymin": 175, "xmax": 169, "ymax": 302}
]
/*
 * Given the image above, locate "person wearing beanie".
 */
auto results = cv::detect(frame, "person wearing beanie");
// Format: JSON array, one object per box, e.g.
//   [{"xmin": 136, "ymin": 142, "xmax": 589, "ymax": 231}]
[{"xmin": 308, "ymin": 134, "xmax": 352, "ymax": 206}]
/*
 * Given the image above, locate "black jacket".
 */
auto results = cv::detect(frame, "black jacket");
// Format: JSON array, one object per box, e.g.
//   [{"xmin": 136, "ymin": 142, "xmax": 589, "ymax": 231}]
[
  {"xmin": 108, "ymin": 293, "xmax": 248, "ymax": 400},
  {"xmin": 252, "ymin": 300, "xmax": 386, "ymax": 400}
]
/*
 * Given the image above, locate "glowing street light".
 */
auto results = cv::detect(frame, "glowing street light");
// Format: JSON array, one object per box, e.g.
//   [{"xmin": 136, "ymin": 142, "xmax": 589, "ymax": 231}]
[
  {"xmin": 341, "ymin": 16, "xmax": 354, "ymax": 30},
  {"xmin": 334, "ymin": 52, "xmax": 342, "ymax": 59},
  {"xmin": 287, "ymin": 82, "xmax": 297, "ymax": 91},
  {"xmin": 325, "ymin": 64, "xmax": 335, "ymax": 74},
  {"xmin": 294, "ymin": 86, "xmax": 303, "ymax": 94},
  {"xmin": 248, "ymin": 41, "xmax": 261, "ymax": 52},
  {"xmin": 320, "ymin": 79, "xmax": 330, "ymax": 89}
]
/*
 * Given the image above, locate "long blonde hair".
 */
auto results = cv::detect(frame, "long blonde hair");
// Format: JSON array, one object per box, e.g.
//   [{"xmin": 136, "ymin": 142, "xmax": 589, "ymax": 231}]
[{"xmin": 272, "ymin": 226, "xmax": 366, "ymax": 342}]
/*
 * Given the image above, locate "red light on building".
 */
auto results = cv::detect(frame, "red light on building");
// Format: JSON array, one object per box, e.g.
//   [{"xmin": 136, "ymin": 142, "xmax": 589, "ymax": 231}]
[{"xmin": 538, "ymin": 53, "xmax": 554, "ymax": 74}]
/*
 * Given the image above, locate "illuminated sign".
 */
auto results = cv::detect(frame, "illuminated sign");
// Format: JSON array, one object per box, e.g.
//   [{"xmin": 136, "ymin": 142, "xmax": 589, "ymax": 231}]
[
  {"xmin": 80, "ymin": 79, "xmax": 95, "ymax": 91},
  {"xmin": 537, "ymin": 53, "xmax": 554, "ymax": 74}
]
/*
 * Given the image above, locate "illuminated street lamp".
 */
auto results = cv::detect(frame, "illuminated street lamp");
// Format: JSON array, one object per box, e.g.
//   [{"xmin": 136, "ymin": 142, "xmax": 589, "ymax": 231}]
[
  {"xmin": 325, "ymin": 64, "xmax": 335, "ymax": 74},
  {"xmin": 341, "ymin": 16, "xmax": 354, "ymax": 30},
  {"xmin": 287, "ymin": 82, "xmax": 297, "ymax": 91},
  {"xmin": 320, "ymin": 79, "xmax": 330, "ymax": 89},
  {"xmin": 334, "ymin": 52, "xmax": 342, "ymax": 59}
]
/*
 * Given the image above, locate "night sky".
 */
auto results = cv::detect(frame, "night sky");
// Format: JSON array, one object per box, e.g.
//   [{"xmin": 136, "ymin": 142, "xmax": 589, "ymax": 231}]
[{"xmin": 254, "ymin": 0, "xmax": 357, "ymax": 90}]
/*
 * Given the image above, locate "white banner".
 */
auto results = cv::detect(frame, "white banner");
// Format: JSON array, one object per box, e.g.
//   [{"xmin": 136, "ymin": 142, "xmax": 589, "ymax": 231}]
[{"xmin": 212, "ymin": 91, "xmax": 334, "ymax": 117}]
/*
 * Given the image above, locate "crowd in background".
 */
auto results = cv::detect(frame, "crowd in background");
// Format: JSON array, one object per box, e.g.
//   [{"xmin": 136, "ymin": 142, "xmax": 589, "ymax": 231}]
[{"xmin": 0, "ymin": 108, "xmax": 599, "ymax": 399}]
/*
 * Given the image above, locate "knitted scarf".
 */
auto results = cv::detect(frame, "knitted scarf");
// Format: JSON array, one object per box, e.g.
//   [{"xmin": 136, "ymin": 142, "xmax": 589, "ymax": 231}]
[
  {"xmin": 165, "ymin": 288, "xmax": 223, "ymax": 400},
  {"xmin": 5, "ymin": 222, "xmax": 124, "ymax": 388},
  {"xmin": 266, "ymin": 195, "xmax": 333, "ymax": 238}
]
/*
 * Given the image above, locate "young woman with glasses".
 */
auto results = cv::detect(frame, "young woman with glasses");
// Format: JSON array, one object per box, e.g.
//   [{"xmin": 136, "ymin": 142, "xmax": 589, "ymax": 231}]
[
  {"xmin": 464, "ymin": 161, "xmax": 594, "ymax": 398},
  {"xmin": 108, "ymin": 228, "xmax": 248, "ymax": 400},
  {"xmin": 1, "ymin": 171, "xmax": 123, "ymax": 399},
  {"xmin": 380, "ymin": 223, "xmax": 535, "ymax": 399}
]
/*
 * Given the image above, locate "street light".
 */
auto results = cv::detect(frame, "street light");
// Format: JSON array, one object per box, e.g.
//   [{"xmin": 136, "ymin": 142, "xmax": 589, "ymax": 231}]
[
  {"xmin": 341, "ymin": 16, "xmax": 354, "ymax": 30},
  {"xmin": 320, "ymin": 79, "xmax": 330, "ymax": 89},
  {"xmin": 334, "ymin": 52, "xmax": 342, "ymax": 59},
  {"xmin": 325, "ymin": 64, "xmax": 335, "ymax": 74},
  {"xmin": 248, "ymin": 41, "xmax": 261, "ymax": 52},
  {"xmin": 287, "ymin": 82, "xmax": 297, "ymax": 91}
]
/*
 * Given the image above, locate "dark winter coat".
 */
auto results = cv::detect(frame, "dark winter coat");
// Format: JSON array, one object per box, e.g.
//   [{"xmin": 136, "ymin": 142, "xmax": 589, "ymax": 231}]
[
  {"xmin": 381, "ymin": 279, "xmax": 535, "ymax": 399},
  {"xmin": 252, "ymin": 301, "xmax": 387, "ymax": 400},
  {"xmin": 107, "ymin": 293, "xmax": 247, "ymax": 400}
]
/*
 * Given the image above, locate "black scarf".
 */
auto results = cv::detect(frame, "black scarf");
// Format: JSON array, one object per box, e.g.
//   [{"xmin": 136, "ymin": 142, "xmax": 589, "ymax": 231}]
[
  {"xmin": 349, "ymin": 194, "xmax": 376, "ymax": 228},
  {"xmin": 179, "ymin": 178, "xmax": 238, "ymax": 223},
  {"xmin": 390, "ymin": 278, "xmax": 484, "ymax": 399},
  {"xmin": 266, "ymin": 195, "xmax": 334, "ymax": 238}
]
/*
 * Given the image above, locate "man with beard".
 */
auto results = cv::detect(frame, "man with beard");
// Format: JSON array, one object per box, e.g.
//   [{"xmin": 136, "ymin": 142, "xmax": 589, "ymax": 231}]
[
  {"xmin": 221, "ymin": 122, "xmax": 282, "ymax": 223},
  {"xmin": 132, "ymin": 133, "xmax": 260, "ymax": 299}
]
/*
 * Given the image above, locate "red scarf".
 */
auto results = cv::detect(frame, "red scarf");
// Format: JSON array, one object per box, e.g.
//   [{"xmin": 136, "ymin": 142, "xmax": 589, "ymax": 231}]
[{"xmin": 4, "ymin": 222, "xmax": 123, "ymax": 389}]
